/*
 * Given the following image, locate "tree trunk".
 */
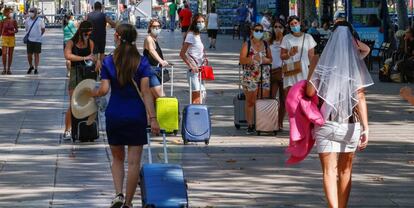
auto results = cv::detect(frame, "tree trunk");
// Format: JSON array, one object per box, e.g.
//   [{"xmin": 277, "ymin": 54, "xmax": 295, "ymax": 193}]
[
  {"xmin": 396, "ymin": 0, "xmax": 409, "ymax": 30},
  {"xmin": 304, "ymin": 0, "xmax": 318, "ymax": 26}
]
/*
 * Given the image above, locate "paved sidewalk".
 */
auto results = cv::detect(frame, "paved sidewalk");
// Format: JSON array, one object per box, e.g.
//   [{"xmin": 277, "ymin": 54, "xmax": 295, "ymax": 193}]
[{"xmin": 0, "ymin": 28, "xmax": 413, "ymax": 208}]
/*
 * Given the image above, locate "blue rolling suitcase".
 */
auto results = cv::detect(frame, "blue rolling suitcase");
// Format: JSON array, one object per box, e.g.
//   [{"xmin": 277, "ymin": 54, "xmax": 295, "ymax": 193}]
[
  {"xmin": 140, "ymin": 129, "xmax": 189, "ymax": 208},
  {"xmin": 181, "ymin": 72, "xmax": 211, "ymax": 145}
]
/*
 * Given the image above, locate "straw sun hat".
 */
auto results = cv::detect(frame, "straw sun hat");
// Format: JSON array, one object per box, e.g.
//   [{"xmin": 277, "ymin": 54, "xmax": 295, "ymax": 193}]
[{"xmin": 71, "ymin": 79, "xmax": 98, "ymax": 119}]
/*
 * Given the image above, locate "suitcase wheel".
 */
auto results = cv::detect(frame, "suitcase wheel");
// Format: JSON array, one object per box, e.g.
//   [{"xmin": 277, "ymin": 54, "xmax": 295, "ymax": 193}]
[
  {"xmin": 273, "ymin": 131, "xmax": 277, "ymax": 136},
  {"xmin": 173, "ymin": 130, "xmax": 178, "ymax": 136},
  {"xmin": 183, "ymin": 139, "xmax": 188, "ymax": 145},
  {"xmin": 257, "ymin": 131, "xmax": 261, "ymax": 136},
  {"xmin": 204, "ymin": 140, "xmax": 209, "ymax": 145},
  {"xmin": 235, "ymin": 124, "xmax": 241, "ymax": 129}
]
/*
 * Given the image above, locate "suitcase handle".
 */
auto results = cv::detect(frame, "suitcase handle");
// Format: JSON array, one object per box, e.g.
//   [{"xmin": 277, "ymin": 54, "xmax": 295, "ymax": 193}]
[
  {"xmin": 159, "ymin": 64, "xmax": 174, "ymax": 97},
  {"xmin": 146, "ymin": 128, "xmax": 168, "ymax": 164}
]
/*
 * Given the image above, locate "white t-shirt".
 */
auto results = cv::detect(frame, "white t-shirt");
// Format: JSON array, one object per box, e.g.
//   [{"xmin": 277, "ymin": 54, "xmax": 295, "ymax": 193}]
[
  {"xmin": 270, "ymin": 41, "xmax": 283, "ymax": 68},
  {"xmin": 185, "ymin": 32, "xmax": 204, "ymax": 66},
  {"xmin": 207, "ymin": 13, "xmax": 218, "ymax": 30},
  {"xmin": 280, "ymin": 33, "xmax": 317, "ymax": 87},
  {"xmin": 24, "ymin": 17, "xmax": 46, "ymax": 43}
]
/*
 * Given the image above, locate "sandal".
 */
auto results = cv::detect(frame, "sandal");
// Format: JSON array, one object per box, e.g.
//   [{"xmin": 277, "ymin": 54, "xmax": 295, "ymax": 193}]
[
  {"xmin": 1, "ymin": 70, "xmax": 5, "ymax": 75},
  {"xmin": 6, "ymin": 71, "xmax": 11, "ymax": 75}
]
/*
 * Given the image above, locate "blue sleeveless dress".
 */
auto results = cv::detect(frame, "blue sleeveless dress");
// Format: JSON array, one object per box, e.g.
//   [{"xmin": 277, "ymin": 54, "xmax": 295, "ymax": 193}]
[{"xmin": 101, "ymin": 55, "xmax": 153, "ymax": 145}]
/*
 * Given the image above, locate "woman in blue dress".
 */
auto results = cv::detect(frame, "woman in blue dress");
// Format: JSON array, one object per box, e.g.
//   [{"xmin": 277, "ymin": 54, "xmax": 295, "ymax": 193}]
[{"xmin": 92, "ymin": 24, "xmax": 160, "ymax": 208}]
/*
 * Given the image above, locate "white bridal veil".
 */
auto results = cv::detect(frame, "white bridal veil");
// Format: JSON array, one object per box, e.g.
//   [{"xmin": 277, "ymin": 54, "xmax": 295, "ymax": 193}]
[{"xmin": 309, "ymin": 26, "xmax": 374, "ymax": 122}]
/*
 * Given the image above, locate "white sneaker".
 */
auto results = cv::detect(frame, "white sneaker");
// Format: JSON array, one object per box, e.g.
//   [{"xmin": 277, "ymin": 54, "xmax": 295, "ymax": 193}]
[
  {"xmin": 63, "ymin": 131, "xmax": 71, "ymax": 140},
  {"xmin": 110, "ymin": 193, "xmax": 124, "ymax": 208}
]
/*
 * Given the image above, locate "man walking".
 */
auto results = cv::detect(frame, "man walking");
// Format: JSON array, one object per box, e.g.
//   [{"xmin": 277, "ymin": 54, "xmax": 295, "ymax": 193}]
[
  {"xmin": 168, "ymin": 0, "xmax": 177, "ymax": 32},
  {"xmin": 178, "ymin": 2, "xmax": 192, "ymax": 38},
  {"xmin": 86, "ymin": 1, "xmax": 116, "ymax": 70},
  {"xmin": 24, "ymin": 7, "xmax": 45, "ymax": 74}
]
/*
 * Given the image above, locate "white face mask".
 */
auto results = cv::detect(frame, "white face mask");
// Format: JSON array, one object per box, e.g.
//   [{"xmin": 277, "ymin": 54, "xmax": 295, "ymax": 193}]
[
  {"xmin": 29, "ymin": 12, "xmax": 35, "ymax": 17},
  {"xmin": 151, "ymin": 28, "xmax": 161, "ymax": 36}
]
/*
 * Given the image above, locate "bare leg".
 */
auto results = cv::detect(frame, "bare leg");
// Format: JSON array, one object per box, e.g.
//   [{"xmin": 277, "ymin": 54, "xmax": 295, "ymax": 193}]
[
  {"xmin": 212, "ymin": 38, "xmax": 217, "ymax": 48},
  {"xmin": 337, "ymin": 152, "xmax": 355, "ymax": 208},
  {"xmin": 124, "ymin": 145, "xmax": 143, "ymax": 206},
  {"xmin": 244, "ymin": 89, "xmax": 258, "ymax": 127},
  {"xmin": 64, "ymin": 90, "xmax": 73, "ymax": 132},
  {"xmin": 319, "ymin": 152, "xmax": 339, "ymax": 208},
  {"xmin": 151, "ymin": 85, "xmax": 164, "ymax": 100},
  {"xmin": 278, "ymin": 80, "xmax": 285, "ymax": 129},
  {"xmin": 2, "ymin": 46, "xmax": 7, "ymax": 73},
  {"xmin": 192, "ymin": 91, "xmax": 201, "ymax": 104},
  {"xmin": 34, "ymin": 53, "xmax": 40, "ymax": 69},
  {"xmin": 7, "ymin": 47, "xmax": 14, "ymax": 72},
  {"xmin": 27, "ymin": 53, "xmax": 33, "ymax": 68},
  {"xmin": 111, "ymin": 145, "xmax": 126, "ymax": 195}
]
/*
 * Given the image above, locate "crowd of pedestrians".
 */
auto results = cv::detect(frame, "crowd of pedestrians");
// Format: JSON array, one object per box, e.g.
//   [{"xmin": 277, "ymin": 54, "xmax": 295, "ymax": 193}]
[{"xmin": 0, "ymin": 2, "xmax": 398, "ymax": 207}]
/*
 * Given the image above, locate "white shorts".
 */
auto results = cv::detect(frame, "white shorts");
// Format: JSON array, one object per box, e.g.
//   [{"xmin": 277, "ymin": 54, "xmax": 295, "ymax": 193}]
[{"xmin": 313, "ymin": 121, "xmax": 361, "ymax": 153}]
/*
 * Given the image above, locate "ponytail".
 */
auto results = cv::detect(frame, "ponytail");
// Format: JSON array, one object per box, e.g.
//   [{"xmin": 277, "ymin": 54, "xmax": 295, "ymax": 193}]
[{"xmin": 113, "ymin": 24, "xmax": 140, "ymax": 87}]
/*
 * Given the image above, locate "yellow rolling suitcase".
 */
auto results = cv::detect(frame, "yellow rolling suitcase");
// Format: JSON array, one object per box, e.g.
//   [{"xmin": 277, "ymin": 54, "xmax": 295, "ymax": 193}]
[{"xmin": 156, "ymin": 65, "xmax": 179, "ymax": 135}]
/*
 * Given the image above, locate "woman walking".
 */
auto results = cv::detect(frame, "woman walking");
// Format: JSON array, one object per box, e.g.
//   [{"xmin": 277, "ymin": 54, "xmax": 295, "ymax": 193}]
[
  {"xmin": 63, "ymin": 21, "xmax": 96, "ymax": 139},
  {"xmin": 206, "ymin": 6, "xmax": 218, "ymax": 49},
  {"xmin": 91, "ymin": 24, "xmax": 160, "ymax": 208},
  {"xmin": 306, "ymin": 21, "xmax": 372, "ymax": 208},
  {"xmin": 63, "ymin": 12, "xmax": 77, "ymax": 77},
  {"xmin": 239, "ymin": 23, "xmax": 272, "ymax": 134},
  {"xmin": 0, "ymin": 8, "xmax": 18, "ymax": 75},
  {"xmin": 269, "ymin": 19, "xmax": 285, "ymax": 130},
  {"xmin": 143, "ymin": 18, "xmax": 169, "ymax": 99},
  {"xmin": 180, "ymin": 14, "xmax": 207, "ymax": 104},
  {"xmin": 280, "ymin": 15, "xmax": 316, "ymax": 95}
]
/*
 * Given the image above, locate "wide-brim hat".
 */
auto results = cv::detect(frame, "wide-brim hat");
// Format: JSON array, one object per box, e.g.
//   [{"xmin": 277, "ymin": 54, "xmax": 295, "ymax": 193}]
[{"xmin": 71, "ymin": 79, "xmax": 98, "ymax": 119}]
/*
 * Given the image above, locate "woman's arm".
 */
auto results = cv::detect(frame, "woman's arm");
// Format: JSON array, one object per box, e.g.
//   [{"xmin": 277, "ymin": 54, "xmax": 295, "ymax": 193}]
[
  {"xmin": 357, "ymin": 89, "xmax": 369, "ymax": 150},
  {"xmin": 262, "ymin": 44, "xmax": 273, "ymax": 64},
  {"xmin": 92, "ymin": 79, "xmax": 110, "ymax": 97},
  {"xmin": 145, "ymin": 36, "xmax": 168, "ymax": 66},
  {"xmin": 306, "ymin": 55, "xmax": 319, "ymax": 97},
  {"xmin": 141, "ymin": 77, "xmax": 160, "ymax": 134},
  {"xmin": 307, "ymin": 48, "xmax": 315, "ymax": 65},
  {"xmin": 14, "ymin": 20, "xmax": 18, "ymax": 33},
  {"xmin": 239, "ymin": 42, "xmax": 253, "ymax": 65},
  {"xmin": 180, "ymin": 42, "xmax": 198, "ymax": 72},
  {"xmin": 64, "ymin": 40, "xmax": 92, "ymax": 62},
  {"xmin": 356, "ymin": 40, "xmax": 370, "ymax": 59}
]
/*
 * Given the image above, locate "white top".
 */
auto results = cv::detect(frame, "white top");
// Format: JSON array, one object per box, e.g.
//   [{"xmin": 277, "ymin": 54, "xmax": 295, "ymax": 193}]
[
  {"xmin": 280, "ymin": 33, "xmax": 317, "ymax": 88},
  {"xmin": 185, "ymin": 32, "xmax": 204, "ymax": 66},
  {"xmin": 207, "ymin": 13, "xmax": 218, "ymax": 29},
  {"xmin": 270, "ymin": 41, "xmax": 283, "ymax": 68},
  {"xmin": 24, "ymin": 17, "xmax": 46, "ymax": 43}
]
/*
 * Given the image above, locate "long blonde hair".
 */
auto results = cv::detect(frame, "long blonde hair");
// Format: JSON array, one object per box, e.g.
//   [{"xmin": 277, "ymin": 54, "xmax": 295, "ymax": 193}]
[{"xmin": 113, "ymin": 24, "xmax": 141, "ymax": 87}]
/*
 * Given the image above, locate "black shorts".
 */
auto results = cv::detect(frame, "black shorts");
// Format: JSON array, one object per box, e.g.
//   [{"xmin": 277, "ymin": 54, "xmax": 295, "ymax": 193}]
[
  {"xmin": 93, "ymin": 39, "xmax": 106, "ymax": 54},
  {"xmin": 27, "ymin": 41, "xmax": 42, "ymax": 54},
  {"xmin": 181, "ymin": 26, "xmax": 189, "ymax": 33},
  {"xmin": 207, "ymin": 29, "xmax": 218, "ymax": 39}
]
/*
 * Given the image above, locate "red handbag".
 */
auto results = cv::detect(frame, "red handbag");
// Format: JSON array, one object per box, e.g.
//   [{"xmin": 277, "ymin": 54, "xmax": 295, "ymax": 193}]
[{"xmin": 200, "ymin": 59, "xmax": 215, "ymax": 81}]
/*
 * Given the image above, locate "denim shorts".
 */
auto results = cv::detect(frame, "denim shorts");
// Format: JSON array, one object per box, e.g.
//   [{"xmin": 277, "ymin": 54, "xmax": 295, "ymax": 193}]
[
  {"xmin": 149, "ymin": 66, "xmax": 161, "ymax": 88},
  {"xmin": 187, "ymin": 70, "xmax": 205, "ymax": 91}
]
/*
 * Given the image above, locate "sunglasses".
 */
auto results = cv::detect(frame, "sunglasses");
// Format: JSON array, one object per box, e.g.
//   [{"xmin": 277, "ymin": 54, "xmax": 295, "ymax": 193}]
[
  {"xmin": 196, "ymin": 21, "xmax": 205, "ymax": 23},
  {"xmin": 151, "ymin": 25, "xmax": 161, "ymax": 28},
  {"xmin": 274, "ymin": 26, "xmax": 283, "ymax": 29},
  {"xmin": 254, "ymin": 29, "xmax": 264, "ymax": 33}
]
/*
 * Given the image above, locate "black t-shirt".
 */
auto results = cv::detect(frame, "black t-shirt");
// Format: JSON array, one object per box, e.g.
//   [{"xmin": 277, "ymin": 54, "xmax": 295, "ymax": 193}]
[
  {"xmin": 87, "ymin": 11, "xmax": 106, "ymax": 42},
  {"xmin": 143, "ymin": 40, "xmax": 164, "ymax": 66}
]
